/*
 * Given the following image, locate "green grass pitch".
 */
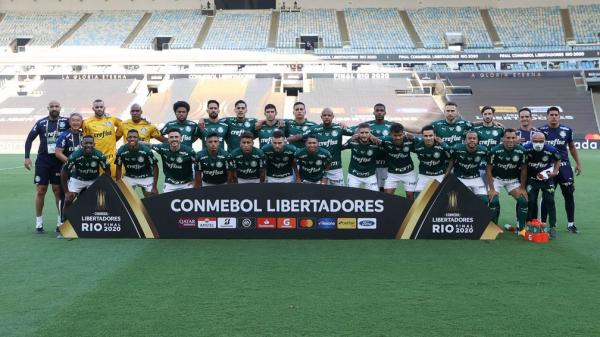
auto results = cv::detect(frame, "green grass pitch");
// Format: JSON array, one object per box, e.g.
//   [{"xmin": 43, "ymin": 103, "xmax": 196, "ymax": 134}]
[{"xmin": 1, "ymin": 152, "xmax": 599, "ymax": 337}]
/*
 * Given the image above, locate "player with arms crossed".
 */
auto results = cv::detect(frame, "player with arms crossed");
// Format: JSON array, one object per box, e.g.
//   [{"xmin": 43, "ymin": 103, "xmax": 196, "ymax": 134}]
[
  {"xmin": 413, "ymin": 125, "xmax": 452, "ymax": 197},
  {"xmin": 524, "ymin": 132, "xmax": 561, "ymax": 239},
  {"xmin": 229, "ymin": 132, "xmax": 266, "ymax": 183},
  {"xmin": 343, "ymin": 123, "xmax": 381, "ymax": 191},
  {"xmin": 380, "ymin": 123, "xmax": 417, "ymax": 200},
  {"xmin": 160, "ymin": 101, "xmax": 199, "ymax": 148},
  {"xmin": 223, "ymin": 100, "xmax": 257, "ymax": 152},
  {"xmin": 294, "ymin": 134, "xmax": 332, "ymax": 184},
  {"xmin": 151, "ymin": 129, "xmax": 196, "ymax": 192},
  {"xmin": 285, "ymin": 102, "xmax": 317, "ymax": 149},
  {"xmin": 115, "ymin": 130, "xmax": 159, "ymax": 197},
  {"xmin": 197, "ymin": 100, "xmax": 228, "ymax": 150},
  {"xmin": 448, "ymin": 131, "xmax": 489, "ymax": 202},
  {"xmin": 262, "ymin": 130, "xmax": 298, "ymax": 183},
  {"xmin": 255, "ymin": 104, "xmax": 285, "ymax": 148},
  {"xmin": 363, "ymin": 103, "xmax": 395, "ymax": 191},
  {"xmin": 83, "ymin": 99, "xmax": 121, "ymax": 177},
  {"xmin": 194, "ymin": 132, "xmax": 233, "ymax": 187},
  {"xmin": 486, "ymin": 128, "xmax": 528, "ymax": 231},
  {"xmin": 116, "ymin": 104, "xmax": 165, "ymax": 144}
]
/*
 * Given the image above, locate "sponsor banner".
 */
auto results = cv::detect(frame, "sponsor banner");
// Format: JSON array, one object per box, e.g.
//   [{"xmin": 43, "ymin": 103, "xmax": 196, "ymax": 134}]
[{"xmin": 61, "ymin": 175, "xmax": 500, "ymax": 240}]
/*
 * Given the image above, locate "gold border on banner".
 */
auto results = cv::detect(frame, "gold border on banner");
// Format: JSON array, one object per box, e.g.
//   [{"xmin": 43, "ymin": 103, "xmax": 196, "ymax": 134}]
[
  {"xmin": 396, "ymin": 179, "xmax": 440, "ymax": 239},
  {"xmin": 59, "ymin": 220, "xmax": 78, "ymax": 239},
  {"xmin": 480, "ymin": 221, "xmax": 503, "ymax": 240},
  {"xmin": 115, "ymin": 179, "xmax": 159, "ymax": 239}
]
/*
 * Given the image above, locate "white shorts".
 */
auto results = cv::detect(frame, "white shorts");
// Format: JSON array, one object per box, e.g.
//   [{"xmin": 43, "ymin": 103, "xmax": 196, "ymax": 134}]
[
  {"xmin": 493, "ymin": 178, "xmax": 521, "ymax": 194},
  {"xmin": 123, "ymin": 176, "xmax": 153, "ymax": 192},
  {"xmin": 376, "ymin": 167, "xmax": 388, "ymax": 188},
  {"xmin": 384, "ymin": 170, "xmax": 417, "ymax": 191},
  {"xmin": 201, "ymin": 181, "xmax": 225, "ymax": 187},
  {"xmin": 163, "ymin": 182, "xmax": 193, "ymax": 193},
  {"xmin": 415, "ymin": 174, "xmax": 445, "ymax": 192},
  {"xmin": 68, "ymin": 178, "xmax": 95, "ymax": 194},
  {"xmin": 267, "ymin": 176, "xmax": 295, "ymax": 183},
  {"xmin": 238, "ymin": 178, "xmax": 260, "ymax": 184},
  {"xmin": 348, "ymin": 174, "xmax": 379, "ymax": 191},
  {"xmin": 458, "ymin": 177, "xmax": 487, "ymax": 196},
  {"xmin": 327, "ymin": 168, "xmax": 344, "ymax": 186},
  {"xmin": 302, "ymin": 180, "xmax": 322, "ymax": 184}
]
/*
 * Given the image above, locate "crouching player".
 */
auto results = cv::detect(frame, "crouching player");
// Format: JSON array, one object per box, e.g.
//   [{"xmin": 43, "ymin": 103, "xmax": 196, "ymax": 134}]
[
  {"xmin": 115, "ymin": 129, "xmax": 159, "ymax": 197},
  {"xmin": 381, "ymin": 123, "xmax": 417, "ymax": 200},
  {"xmin": 413, "ymin": 125, "xmax": 451, "ymax": 197},
  {"xmin": 230, "ymin": 132, "xmax": 266, "ymax": 184},
  {"xmin": 524, "ymin": 132, "xmax": 561, "ymax": 239},
  {"xmin": 449, "ymin": 131, "xmax": 489, "ymax": 202},
  {"xmin": 294, "ymin": 134, "xmax": 331, "ymax": 184},
  {"xmin": 194, "ymin": 133, "xmax": 233, "ymax": 187},
  {"xmin": 486, "ymin": 129, "xmax": 528, "ymax": 231},
  {"xmin": 262, "ymin": 130, "xmax": 298, "ymax": 183}
]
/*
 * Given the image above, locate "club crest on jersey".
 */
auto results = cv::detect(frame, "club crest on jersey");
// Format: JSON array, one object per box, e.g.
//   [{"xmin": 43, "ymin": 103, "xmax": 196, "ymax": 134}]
[
  {"xmin": 250, "ymin": 161, "xmax": 257, "ymax": 167},
  {"xmin": 90, "ymin": 161, "xmax": 97, "ymax": 167},
  {"xmin": 367, "ymin": 150, "xmax": 374, "ymax": 156},
  {"xmin": 138, "ymin": 156, "xmax": 144, "ymax": 163},
  {"xmin": 382, "ymin": 130, "xmax": 389, "ymax": 136},
  {"xmin": 332, "ymin": 130, "xmax": 339, "ymax": 137},
  {"xmin": 217, "ymin": 127, "xmax": 224, "ymax": 133},
  {"xmin": 176, "ymin": 157, "xmax": 183, "ymax": 163},
  {"xmin": 141, "ymin": 128, "xmax": 147, "ymax": 133},
  {"xmin": 475, "ymin": 156, "xmax": 481, "ymax": 162},
  {"xmin": 244, "ymin": 122, "xmax": 251, "ymax": 128},
  {"xmin": 456, "ymin": 126, "xmax": 462, "ymax": 132},
  {"xmin": 216, "ymin": 161, "xmax": 223, "ymax": 168},
  {"xmin": 59, "ymin": 121, "xmax": 66, "ymax": 128},
  {"xmin": 542, "ymin": 155, "xmax": 549, "ymax": 162},
  {"xmin": 403, "ymin": 146, "xmax": 410, "ymax": 152},
  {"xmin": 185, "ymin": 126, "xmax": 191, "ymax": 132},
  {"xmin": 559, "ymin": 131, "xmax": 567, "ymax": 138},
  {"xmin": 433, "ymin": 152, "xmax": 440, "ymax": 159},
  {"xmin": 106, "ymin": 121, "xmax": 112, "ymax": 127},
  {"xmin": 302, "ymin": 126, "xmax": 309, "ymax": 131},
  {"xmin": 512, "ymin": 155, "xmax": 520, "ymax": 162},
  {"xmin": 492, "ymin": 130, "xmax": 499, "ymax": 136},
  {"xmin": 316, "ymin": 160, "xmax": 322, "ymax": 166},
  {"xmin": 282, "ymin": 156, "xmax": 289, "ymax": 161}
]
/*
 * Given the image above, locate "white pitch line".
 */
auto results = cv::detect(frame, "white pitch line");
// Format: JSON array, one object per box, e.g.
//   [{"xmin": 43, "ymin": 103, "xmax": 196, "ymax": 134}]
[{"xmin": 0, "ymin": 166, "xmax": 23, "ymax": 171}]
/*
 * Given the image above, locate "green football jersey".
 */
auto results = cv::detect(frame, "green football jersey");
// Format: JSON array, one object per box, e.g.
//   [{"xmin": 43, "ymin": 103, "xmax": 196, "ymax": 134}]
[
  {"xmin": 115, "ymin": 144, "xmax": 156, "ymax": 179},
  {"xmin": 160, "ymin": 120, "xmax": 199, "ymax": 148},
  {"xmin": 451, "ymin": 144, "xmax": 488, "ymax": 179},
  {"xmin": 223, "ymin": 117, "xmax": 257, "ymax": 151},
  {"xmin": 488, "ymin": 144, "xmax": 526, "ymax": 180},
  {"xmin": 151, "ymin": 143, "xmax": 195, "ymax": 184},
  {"xmin": 353, "ymin": 120, "xmax": 395, "ymax": 168},
  {"xmin": 195, "ymin": 148, "xmax": 231, "ymax": 184},
  {"xmin": 344, "ymin": 140, "xmax": 380, "ymax": 178},
  {"xmin": 380, "ymin": 136, "xmax": 415, "ymax": 174},
  {"xmin": 304, "ymin": 124, "xmax": 353, "ymax": 170},
  {"xmin": 65, "ymin": 148, "xmax": 109, "ymax": 181},
  {"xmin": 257, "ymin": 123, "xmax": 285, "ymax": 148},
  {"xmin": 294, "ymin": 147, "xmax": 331, "ymax": 183},
  {"xmin": 285, "ymin": 119, "xmax": 317, "ymax": 148},
  {"xmin": 229, "ymin": 147, "xmax": 265, "ymax": 180},
  {"xmin": 197, "ymin": 119, "xmax": 229, "ymax": 150},
  {"xmin": 261, "ymin": 143, "xmax": 297, "ymax": 178},
  {"xmin": 431, "ymin": 118, "xmax": 473, "ymax": 147},
  {"xmin": 413, "ymin": 139, "xmax": 451, "ymax": 176},
  {"xmin": 473, "ymin": 124, "xmax": 504, "ymax": 151}
]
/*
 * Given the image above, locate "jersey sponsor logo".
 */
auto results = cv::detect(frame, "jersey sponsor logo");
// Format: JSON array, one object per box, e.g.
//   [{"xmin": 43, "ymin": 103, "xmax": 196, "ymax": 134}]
[
  {"xmin": 238, "ymin": 217, "xmax": 256, "ymax": 229},
  {"xmin": 317, "ymin": 218, "xmax": 336, "ymax": 229},
  {"xmin": 337, "ymin": 218, "xmax": 357, "ymax": 229},
  {"xmin": 257, "ymin": 217, "xmax": 276, "ymax": 229},
  {"xmin": 277, "ymin": 217, "xmax": 297, "ymax": 229},
  {"xmin": 218, "ymin": 217, "xmax": 237, "ymax": 229},
  {"xmin": 197, "ymin": 217, "xmax": 217, "ymax": 228},
  {"xmin": 357, "ymin": 218, "xmax": 377, "ymax": 229}
]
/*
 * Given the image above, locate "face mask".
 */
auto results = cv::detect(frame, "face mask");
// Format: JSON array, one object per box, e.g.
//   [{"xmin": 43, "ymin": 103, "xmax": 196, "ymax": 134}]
[{"xmin": 532, "ymin": 143, "xmax": 544, "ymax": 151}]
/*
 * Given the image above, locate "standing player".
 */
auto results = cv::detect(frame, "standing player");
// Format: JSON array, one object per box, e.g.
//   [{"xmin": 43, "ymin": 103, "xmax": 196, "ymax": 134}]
[
  {"xmin": 431, "ymin": 102, "xmax": 473, "ymax": 147},
  {"xmin": 115, "ymin": 130, "xmax": 159, "ymax": 197},
  {"xmin": 304, "ymin": 108, "xmax": 353, "ymax": 186},
  {"xmin": 343, "ymin": 123, "xmax": 380, "ymax": 191},
  {"xmin": 194, "ymin": 133, "xmax": 232, "ymax": 187},
  {"xmin": 151, "ymin": 129, "xmax": 196, "ymax": 192},
  {"xmin": 61, "ymin": 136, "xmax": 109, "ymax": 217},
  {"xmin": 116, "ymin": 104, "xmax": 165, "ymax": 143},
  {"xmin": 486, "ymin": 129, "xmax": 528, "ymax": 231},
  {"xmin": 261, "ymin": 130, "xmax": 298, "ymax": 183},
  {"xmin": 524, "ymin": 132, "xmax": 561, "ymax": 239},
  {"xmin": 255, "ymin": 104, "xmax": 284, "ymax": 147},
  {"xmin": 160, "ymin": 101, "xmax": 199, "ymax": 148},
  {"xmin": 294, "ymin": 134, "xmax": 331, "ymax": 184},
  {"xmin": 229, "ymin": 132, "xmax": 265, "ymax": 183},
  {"xmin": 516, "ymin": 107, "xmax": 537, "ymax": 144},
  {"xmin": 285, "ymin": 102, "xmax": 317, "ymax": 149},
  {"xmin": 539, "ymin": 107, "xmax": 582, "ymax": 233},
  {"xmin": 223, "ymin": 100, "xmax": 257, "ymax": 152},
  {"xmin": 197, "ymin": 100, "xmax": 228, "ymax": 150},
  {"xmin": 381, "ymin": 123, "xmax": 417, "ymax": 200},
  {"xmin": 360, "ymin": 103, "xmax": 394, "ymax": 191},
  {"xmin": 449, "ymin": 131, "xmax": 489, "ymax": 202},
  {"xmin": 24, "ymin": 100, "xmax": 70, "ymax": 233},
  {"xmin": 83, "ymin": 99, "xmax": 121, "ymax": 176},
  {"xmin": 473, "ymin": 106, "xmax": 504, "ymax": 151},
  {"xmin": 413, "ymin": 125, "xmax": 452, "ymax": 196}
]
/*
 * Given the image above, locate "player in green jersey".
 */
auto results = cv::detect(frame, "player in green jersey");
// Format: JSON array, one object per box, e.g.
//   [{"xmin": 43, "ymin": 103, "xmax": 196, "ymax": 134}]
[
  {"xmin": 448, "ymin": 131, "xmax": 489, "ymax": 202},
  {"xmin": 197, "ymin": 100, "xmax": 228, "ymax": 150},
  {"xmin": 486, "ymin": 128, "xmax": 528, "ymax": 230},
  {"xmin": 255, "ymin": 104, "xmax": 285, "ymax": 147},
  {"xmin": 430, "ymin": 102, "xmax": 473, "ymax": 147},
  {"xmin": 261, "ymin": 130, "xmax": 298, "ymax": 183},
  {"xmin": 194, "ymin": 132, "xmax": 233, "ymax": 187},
  {"xmin": 61, "ymin": 135, "xmax": 109, "ymax": 217},
  {"xmin": 230, "ymin": 132, "xmax": 265, "ymax": 183},
  {"xmin": 160, "ymin": 101, "xmax": 199, "ymax": 148},
  {"xmin": 294, "ymin": 134, "xmax": 332, "ymax": 184},
  {"xmin": 115, "ymin": 129, "xmax": 158, "ymax": 197},
  {"xmin": 413, "ymin": 125, "xmax": 452, "ymax": 196},
  {"xmin": 365, "ymin": 103, "xmax": 395, "ymax": 191},
  {"xmin": 343, "ymin": 123, "xmax": 381, "ymax": 191},
  {"xmin": 223, "ymin": 100, "xmax": 257, "ymax": 151},
  {"xmin": 304, "ymin": 108, "xmax": 353, "ymax": 186},
  {"xmin": 474, "ymin": 106, "xmax": 504, "ymax": 151},
  {"xmin": 381, "ymin": 123, "xmax": 417, "ymax": 200},
  {"xmin": 151, "ymin": 128, "xmax": 196, "ymax": 193},
  {"xmin": 285, "ymin": 102, "xmax": 317, "ymax": 148}
]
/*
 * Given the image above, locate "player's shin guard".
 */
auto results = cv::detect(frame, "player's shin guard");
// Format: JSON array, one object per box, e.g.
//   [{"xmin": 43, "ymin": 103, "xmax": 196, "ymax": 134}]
[
  {"xmin": 516, "ymin": 196, "xmax": 528, "ymax": 230},
  {"xmin": 561, "ymin": 184, "xmax": 575, "ymax": 223},
  {"xmin": 489, "ymin": 195, "xmax": 500, "ymax": 224}
]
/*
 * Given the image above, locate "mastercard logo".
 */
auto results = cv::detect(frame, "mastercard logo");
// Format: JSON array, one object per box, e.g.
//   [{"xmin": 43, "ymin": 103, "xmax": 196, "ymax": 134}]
[{"xmin": 299, "ymin": 218, "xmax": 314, "ymax": 228}]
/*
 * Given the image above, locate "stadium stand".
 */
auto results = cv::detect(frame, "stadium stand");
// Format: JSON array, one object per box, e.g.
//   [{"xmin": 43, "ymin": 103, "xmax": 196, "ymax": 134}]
[
  {"xmin": 277, "ymin": 9, "xmax": 342, "ymax": 48},
  {"xmin": 0, "ymin": 12, "xmax": 82, "ymax": 46},
  {"xmin": 568, "ymin": 4, "xmax": 600, "ymax": 44},
  {"xmin": 344, "ymin": 8, "xmax": 413, "ymax": 49},
  {"xmin": 406, "ymin": 7, "xmax": 493, "ymax": 49},
  {"xmin": 203, "ymin": 10, "xmax": 271, "ymax": 49},
  {"xmin": 129, "ymin": 10, "xmax": 206, "ymax": 49},
  {"xmin": 63, "ymin": 11, "xmax": 144, "ymax": 46},
  {"xmin": 488, "ymin": 7, "xmax": 564, "ymax": 47}
]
